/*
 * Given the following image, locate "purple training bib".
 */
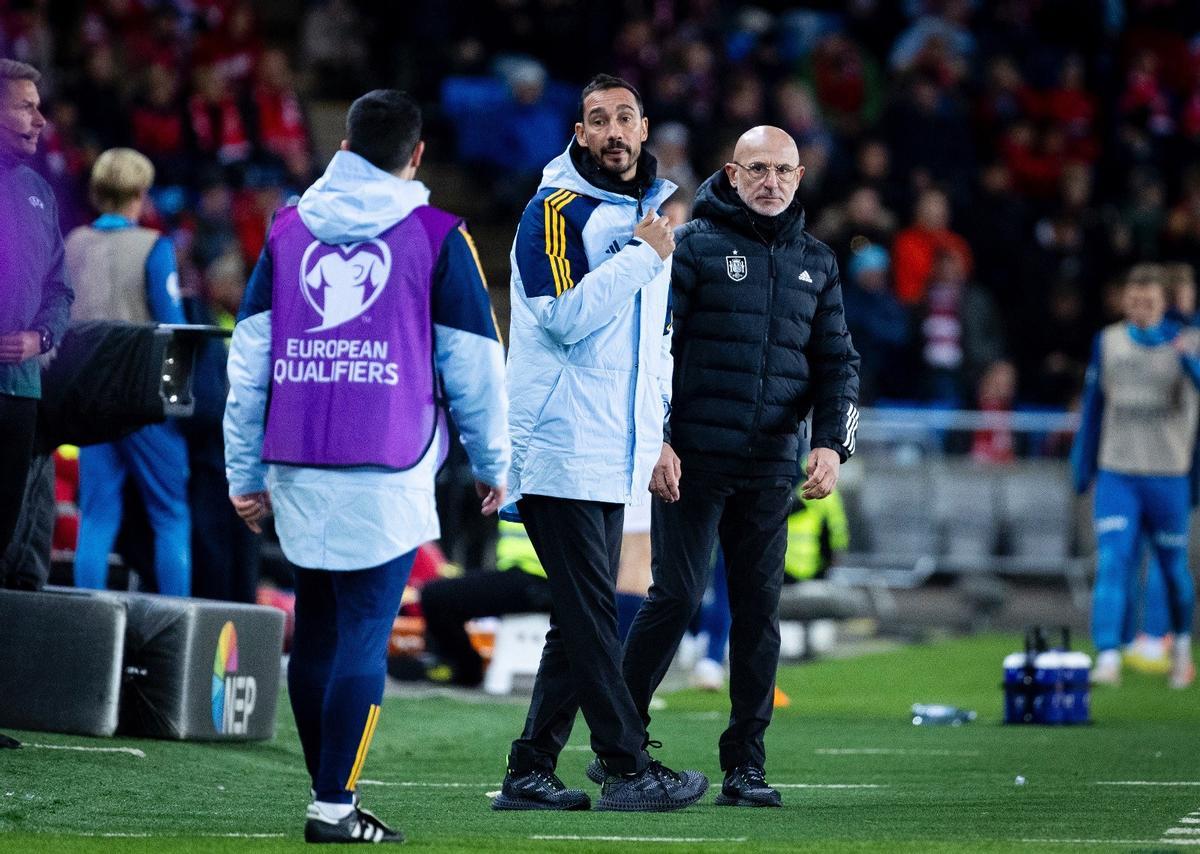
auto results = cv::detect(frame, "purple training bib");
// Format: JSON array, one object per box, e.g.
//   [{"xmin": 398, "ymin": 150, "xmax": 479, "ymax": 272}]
[{"xmin": 261, "ymin": 205, "xmax": 459, "ymax": 469}]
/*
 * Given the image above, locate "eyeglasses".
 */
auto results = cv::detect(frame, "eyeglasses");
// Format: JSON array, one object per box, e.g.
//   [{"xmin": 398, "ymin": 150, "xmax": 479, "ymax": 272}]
[{"xmin": 729, "ymin": 161, "xmax": 802, "ymax": 182}]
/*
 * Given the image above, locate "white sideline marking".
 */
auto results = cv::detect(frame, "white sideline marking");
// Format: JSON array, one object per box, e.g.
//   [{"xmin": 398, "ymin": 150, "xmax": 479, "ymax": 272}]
[
  {"xmin": 1095, "ymin": 781, "xmax": 1200, "ymax": 786},
  {"xmin": 532, "ymin": 836, "xmax": 747, "ymax": 843},
  {"xmin": 27, "ymin": 743, "xmax": 146, "ymax": 758},
  {"xmin": 679, "ymin": 711, "xmax": 722, "ymax": 720},
  {"xmin": 1167, "ymin": 829, "xmax": 1200, "ymax": 835},
  {"xmin": 1182, "ymin": 818, "xmax": 1200, "ymax": 824},
  {"xmin": 1019, "ymin": 839, "xmax": 1165, "ymax": 846},
  {"xmin": 73, "ymin": 832, "xmax": 284, "ymax": 839},
  {"xmin": 359, "ymin": 779, "xmax": 498, "ymax": 788},
  {"xmin": 1161, "ymin": 841, "xmax": 1200, "ymax": 847},
  {"xmin": 816, "ymin": 748, "xmax": 979, "ymax": 757},
  {"xmin": 562, "ymin": 745, "xmax": 592, "ymax": 751},
  {"xmin": 774, "ymin": 783, "xmax": 888, "ymax": 789}
]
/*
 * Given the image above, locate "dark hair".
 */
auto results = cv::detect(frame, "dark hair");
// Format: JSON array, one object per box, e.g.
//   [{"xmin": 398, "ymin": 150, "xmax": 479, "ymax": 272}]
[
  {"xmin": 0, "ymin": 58, "xmax": 40, "ymax": 86},
  {"xmin": 578, "ymin": 73, "xmax": 643, "ymax": 121},
  {"xmin": 345, "ymin": 89, "xmax": 422, "ymax": 173},
  {"xmin": 1126, "ymin": 263, "xmax": 1167, "ymax": 291}
]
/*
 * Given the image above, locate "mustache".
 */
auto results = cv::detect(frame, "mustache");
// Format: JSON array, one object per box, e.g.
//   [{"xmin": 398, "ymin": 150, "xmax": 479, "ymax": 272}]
[{"xmin": 603, "ymin": 142, "xmax": 631, "ymax": 153}]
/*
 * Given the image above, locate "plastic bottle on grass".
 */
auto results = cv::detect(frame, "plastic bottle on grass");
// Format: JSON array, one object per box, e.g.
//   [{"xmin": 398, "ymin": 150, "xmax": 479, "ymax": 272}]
[{"xmin": 911, "ymin": 703, "xmax": 976, "ymax": 726}]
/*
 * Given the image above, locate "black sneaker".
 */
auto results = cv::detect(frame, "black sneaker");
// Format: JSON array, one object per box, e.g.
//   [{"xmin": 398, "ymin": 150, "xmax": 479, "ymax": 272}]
[
  {"xmin": 594, "ymin": 760, "xmax": 708, "ymax": 812},
  {"xmin": 491, "ymin": 769, "xmax": 591, "ymax": 811},
  {"xmin": 304, "ymin": 804, "xmax": 406, "ymax": 843},
  {"xmin": 715, "ymin": 763, "xmax": 782, "ymax": 807},
  {"xmin": 586, "ymin": 739, "xmax": 662, "ymax": 785}
]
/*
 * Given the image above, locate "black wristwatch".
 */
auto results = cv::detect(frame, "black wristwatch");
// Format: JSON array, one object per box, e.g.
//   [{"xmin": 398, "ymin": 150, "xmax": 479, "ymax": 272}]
[{"xmin": 37, "ymin": 327, "xmax": 53, "ymax": 354}]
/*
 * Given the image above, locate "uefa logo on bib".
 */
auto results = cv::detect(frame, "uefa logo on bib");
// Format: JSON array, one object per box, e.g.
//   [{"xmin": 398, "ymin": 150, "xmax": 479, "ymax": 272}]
[{"xmin": 300, "ymin": 239, "xmax": 392, "ymax": 332}]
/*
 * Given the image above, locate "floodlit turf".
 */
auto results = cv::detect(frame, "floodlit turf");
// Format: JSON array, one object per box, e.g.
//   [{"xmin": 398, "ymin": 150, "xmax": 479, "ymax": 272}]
[{"xmin": 2, "ymin": 634, "xmax": 1199, "ymax": 852}]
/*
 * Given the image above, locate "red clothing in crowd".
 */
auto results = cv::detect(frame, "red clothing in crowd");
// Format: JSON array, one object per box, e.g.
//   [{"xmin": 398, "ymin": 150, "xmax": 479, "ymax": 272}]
[
  {"xmin": 891, "ymin": 227, "xmax": 973, "ymax": 305},
  {"xmin": 132, "ymin": 103, "xmax": 185, "ymax": 159},
  {"xmin": 188, "ymin": 93, "xmax": 251, "ymax": 164},
  {"xmin": 253, "ymin": 84, "xmax": 308, "ymax": 160}
]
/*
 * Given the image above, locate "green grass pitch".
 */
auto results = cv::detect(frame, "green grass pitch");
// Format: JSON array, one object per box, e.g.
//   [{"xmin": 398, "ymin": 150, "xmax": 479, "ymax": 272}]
[{"xmin": 2, "ymin": 634, "xmax": 1198, "ymax": 852}]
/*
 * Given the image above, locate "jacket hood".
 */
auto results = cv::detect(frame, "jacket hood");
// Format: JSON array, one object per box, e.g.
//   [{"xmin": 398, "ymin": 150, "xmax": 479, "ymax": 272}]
[
  {"xmin": 692, "ymin": 168, "xmax": 806, "ymax": 241},
  {"xmin": 298, "ymin": 150, "xmax": 430, "ymax": 243},
  {"xmin": 538, "ymin": 142, "xmax": 677, "ymax": 211}
]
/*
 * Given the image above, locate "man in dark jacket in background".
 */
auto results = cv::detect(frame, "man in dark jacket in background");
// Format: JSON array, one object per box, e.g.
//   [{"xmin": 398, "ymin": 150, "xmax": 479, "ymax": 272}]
[
  {"xmin": 622, "ymin": 125, "xmax": 860, "ymax": 807},
  {"xmin": 0, "ymin": 59, "xmax": 73, "ymax": 570}
]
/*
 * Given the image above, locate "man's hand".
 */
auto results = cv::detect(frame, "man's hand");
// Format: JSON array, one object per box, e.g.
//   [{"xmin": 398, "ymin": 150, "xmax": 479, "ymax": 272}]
[
  {"xmin": 801, "ymin": 447, "xmax": 840, "ymax": 500},
  {"xmin": 634, "ymin": 210, "xmax": 675, "ymax": 260},
  {"xmin": 649, "ymin": 442, "xmax": 681, "ymax": 502},
  {"xmin": 0, "ymin": 331, "xmax": 41, "ymax": 363},
  {"xmin": 231, "ymin": 491, "xmax": 272, "ymax": 533},
  {"xmin": 476, "ymin": 480, "xmax": 506, "ymax": 516}
]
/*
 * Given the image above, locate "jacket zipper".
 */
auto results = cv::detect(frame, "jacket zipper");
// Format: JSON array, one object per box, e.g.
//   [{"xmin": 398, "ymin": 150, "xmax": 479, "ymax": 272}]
[
  {"xmin": 636, "ymin": 185, "xmax": 644, "ymax": 219},
  {"xmin": 749, "ymin": 239, "xmax": 777, "ymax": 452}
]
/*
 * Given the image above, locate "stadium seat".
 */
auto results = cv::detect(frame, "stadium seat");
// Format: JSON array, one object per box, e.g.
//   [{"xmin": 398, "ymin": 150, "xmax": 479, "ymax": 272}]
[
  {"xmin": 482, "ymin": 613, "xmax": 550, "ymax": 696},
  {"xmin": 932, "ymin": 462, "xmax": 1001, "ymax": 560},
  {"xmin": 855, "ymin": 463, "xmax": 938, "ymax": 564}
]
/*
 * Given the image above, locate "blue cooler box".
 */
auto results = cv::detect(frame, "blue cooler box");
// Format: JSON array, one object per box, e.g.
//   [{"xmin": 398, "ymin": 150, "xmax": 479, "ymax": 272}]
[{"xmin": 1003, "ymin": 629, "xmax": 1091, "ymax": 725}]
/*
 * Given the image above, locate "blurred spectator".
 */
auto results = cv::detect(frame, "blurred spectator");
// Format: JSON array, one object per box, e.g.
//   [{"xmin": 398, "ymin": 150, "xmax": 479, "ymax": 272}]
[
  {"xmin": 68, "ymin": 43, "xmax": 128, "ymax": 151},
  {"xmin": 1164, "ymin": 166, "xmax": 1200, "ymax": 271},
  {"xmin": 885, "ymin": 71, "xmax": 974, "ymax": 204},
  {"xmin": 967, "ymin": 162, "xmax": 1031, "ymax": 323},
  {"xmin": 1021, "ymin": 280, "xmax": 1092, "ymax": 406},
  {"xmin": 892, "ymin": 187, "xmax": 973, "ymax": 306},
  {"xmin": 131, "ymin": 63, "xmax": 189, "ymax": 187},
  {"xmin": 917, "ymin": 249, "xmax": 1005, "ymax": 405},
  {"xmin": 251, "ymin": 48, "xmax": 310, "ymax": 164},
  {"xmin": 652, "ymin": 121, "xmax": 697, "ymax": 202},
  {"xmin": 801, "ymin": 33, "xmax": 883, "ymax": 137},
  {"xmin": 193, "ymin": 1, "xmax": 262, "ymax": 94},
  {"xmin": 842, "ymin": 244, "xmax": 910, "ymax": 403},
  {"xmin": 187, "ymin": 63, "xmax": 252, "ymax": 170},
  {"xmin": 970, "ymin": 360, "xmax": 1018, "ymax": 465},
  {"xmin": 812, "ymin": 184, "xmax": 896, "ymax": 262},
  {"xmin": 299, "ymin": 0, "xmax": 369, "ymax": 98},
  {"xmin": 183, "ymin": 249, "xmax": 260, "ymax": 603},
  {"xmin": 774, "ymin": 80, "xmax": 833, "ymax": 202},
  {"xmin": 65, "ymin": 147, "xmax": 191, "ymax": 596}
]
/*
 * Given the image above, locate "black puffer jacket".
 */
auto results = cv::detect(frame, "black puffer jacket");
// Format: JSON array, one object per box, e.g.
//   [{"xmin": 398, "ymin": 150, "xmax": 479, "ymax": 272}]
[{"xmin": 667, "ymin": 170, "xmax": 860, "ymax": 476}]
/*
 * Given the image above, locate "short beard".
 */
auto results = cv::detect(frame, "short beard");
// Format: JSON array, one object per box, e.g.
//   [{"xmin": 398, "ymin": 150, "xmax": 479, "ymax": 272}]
[{"xmin": 590, "ymin": 144, "xmax": 636, "ymax": 178}]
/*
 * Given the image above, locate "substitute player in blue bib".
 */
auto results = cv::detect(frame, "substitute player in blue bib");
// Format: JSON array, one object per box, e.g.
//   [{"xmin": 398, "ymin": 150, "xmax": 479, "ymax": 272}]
[
  {"xmin": 225, "ymin": 90, "xmax": 509, "ymax": 843},
  {"xmin": 65, "ymin": 147, "xmax": 192, "ymax": 596},
  {"xmin": 1071, "ymin": 263, "xmax": 1198, "ymax": 689}
]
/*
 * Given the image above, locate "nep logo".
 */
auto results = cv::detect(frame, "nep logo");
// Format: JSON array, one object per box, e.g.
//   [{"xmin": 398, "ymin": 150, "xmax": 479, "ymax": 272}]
[
  {"xmin": 212, "ymin": 621, "xmax": 257, "ymax": 735},
  {"xmin": 300, "ymin": 239, "xmax": 392, "ymax": 332}
]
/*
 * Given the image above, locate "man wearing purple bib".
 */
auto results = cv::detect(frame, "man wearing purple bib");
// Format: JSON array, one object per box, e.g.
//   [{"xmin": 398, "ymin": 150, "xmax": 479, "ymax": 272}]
[{"xmin": 224, "ymin": 90, "xmax": 509, "ymax": 844}]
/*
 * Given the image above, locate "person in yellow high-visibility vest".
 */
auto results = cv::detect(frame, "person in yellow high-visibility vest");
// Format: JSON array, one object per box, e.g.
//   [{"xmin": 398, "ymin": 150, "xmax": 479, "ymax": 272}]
[
  {"xmin": 783, "ymin": 487, "xmax": 850, "ymax": 583},
  {"xmin": 693, "ymin": 487, "xmax": 850, "ymax": 695},
  {"xmin": 420, "ymin": 520, "xmax": 551, "ymax": 687}
]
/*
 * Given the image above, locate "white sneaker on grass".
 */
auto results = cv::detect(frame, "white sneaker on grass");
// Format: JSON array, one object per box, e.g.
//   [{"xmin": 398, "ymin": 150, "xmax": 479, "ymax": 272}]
[{"xmin": 1092, "ymin": 649, "xmax": 1121, "ymax": 686}]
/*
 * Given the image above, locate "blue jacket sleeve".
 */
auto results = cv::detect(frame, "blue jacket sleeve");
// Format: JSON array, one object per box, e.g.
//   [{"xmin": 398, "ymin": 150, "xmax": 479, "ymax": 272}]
[
  {"xmin": 223, "ymin": 245, "xmax": 274, "ymax": 495},
  {"xmin": 432, "ymin": 225, "xmax": 510, "ymax": 488},
  {"xmin": 144, "ymin": 236, "xmax": 187, "ymax": 324},
  {"xmin": 1070, "ymin": 333, "xmax": 1105, "ymax": 494},
  {"xmin": 513, "ymin": 190, "xmax": 665, "ymax": 345}
]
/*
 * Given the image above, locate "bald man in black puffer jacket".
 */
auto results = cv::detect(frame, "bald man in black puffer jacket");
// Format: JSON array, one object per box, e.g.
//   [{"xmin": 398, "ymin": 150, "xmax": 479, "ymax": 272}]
[{"xmin": 625, "ymin": 126, "xmax": 860, "ymax": 808}]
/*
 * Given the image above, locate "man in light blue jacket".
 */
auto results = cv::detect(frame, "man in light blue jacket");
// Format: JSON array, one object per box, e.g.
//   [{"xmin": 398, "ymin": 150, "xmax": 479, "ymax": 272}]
[
  {"xmin": 225, "ymin": 90, "xmax": 509, "ymax": 843},
  {"xmin": 492, "ymin": 74, "xmax": 707, "ymax": 814}
]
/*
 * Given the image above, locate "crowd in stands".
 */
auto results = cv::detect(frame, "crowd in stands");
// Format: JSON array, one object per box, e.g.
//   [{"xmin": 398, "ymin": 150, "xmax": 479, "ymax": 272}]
[
  {"xmin": 11, "ymin": 0, "xmax": 1200, "ymax": 414},
  {"xmin": 429, "ymin": 0, "xmax": 1200, "ymax": 413},
  {"xmin": 8, "ymin": 0, "xmax": 1200, "ymax": 596}
]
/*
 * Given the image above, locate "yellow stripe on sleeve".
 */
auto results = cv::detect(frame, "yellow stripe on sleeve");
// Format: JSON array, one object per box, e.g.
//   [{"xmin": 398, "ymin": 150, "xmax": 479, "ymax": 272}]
[{"xmin": 543, "ymin": 190, "xmax": 578, "ymax": 297}]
